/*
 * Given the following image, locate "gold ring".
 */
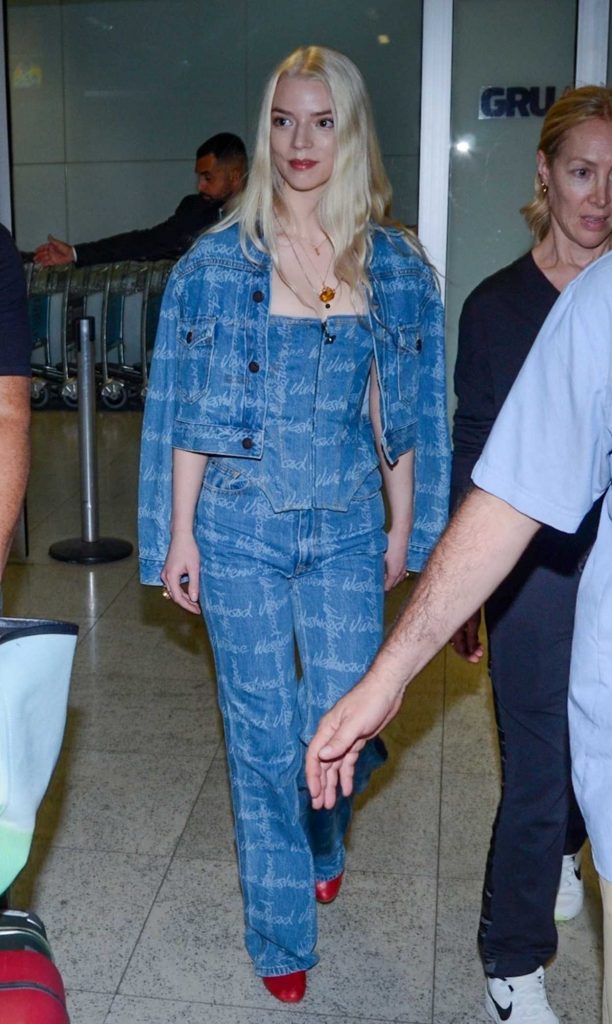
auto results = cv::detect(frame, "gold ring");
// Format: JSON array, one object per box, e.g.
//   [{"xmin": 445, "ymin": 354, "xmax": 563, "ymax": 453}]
[{"xmin": 161, "ymin": 587, "xmax": 172, "ymax": 600}]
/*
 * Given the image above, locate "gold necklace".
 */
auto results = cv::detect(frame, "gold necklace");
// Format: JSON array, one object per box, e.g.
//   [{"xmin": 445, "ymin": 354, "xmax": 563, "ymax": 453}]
[
  {"xmin": 294, "ymin": 233, "xmax": 328, "ymax": 256},
  {"xmin": 283, "ymin": 232, "xmax": 337, "ymax": 308}
]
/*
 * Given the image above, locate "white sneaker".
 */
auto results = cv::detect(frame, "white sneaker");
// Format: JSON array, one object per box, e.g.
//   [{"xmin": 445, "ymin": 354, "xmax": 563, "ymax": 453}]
[
  {"xmin": 554, "ymin": 851, "xmax": 584, "ymax": 922},
  {"xmin": 485, "ymin": 966, "xmax": 559, "ymax": 1022}
]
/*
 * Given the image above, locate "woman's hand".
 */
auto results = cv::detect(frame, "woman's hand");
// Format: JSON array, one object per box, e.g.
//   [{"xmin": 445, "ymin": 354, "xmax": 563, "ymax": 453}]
[
  {"xmin": 161, "ymin": 530, "xmax": 201, "ymax": 614},
  {"xmin": 384, "ymin": 524, "xmax": 409, "ymax": 591},
  {"xmin": 449, "ymin": 609, "xmax": 483, "ymax": 662}
]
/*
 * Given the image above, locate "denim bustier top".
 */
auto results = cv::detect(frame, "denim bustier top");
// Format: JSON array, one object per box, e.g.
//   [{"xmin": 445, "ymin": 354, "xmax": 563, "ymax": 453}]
[{"xmin": 207, "ymin": 315, "xmax": 378, "ymax": 512}]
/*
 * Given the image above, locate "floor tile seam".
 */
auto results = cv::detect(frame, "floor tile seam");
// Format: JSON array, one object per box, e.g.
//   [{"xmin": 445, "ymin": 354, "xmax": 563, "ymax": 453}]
[
  {"xmin": 82, "ymin": 566, "xmax": 145, "ymax": 624},
  {"xmin": 60, "ymin": 744, "xmax": 221, "ymax": 756},
  {"xmin": 167, "ymin": 854, "xmax": 439, "ymax": 883},
  {"xmin": 27, "ymin": 840, "xmax": 180, "ymax": 859},
  {"xmin": 439, "ymin": 766, "xmax": 499, "ymax": 780},
  {"xmin": 371, "ymin": 763, "xmax": 444, "ymax": 784},
  {"xmin": 109, "ymin": 987, "xmax": 428, "ymax": 1023},
  {"xmin": 109, "ymin": 738, "xmax": 225, "ymax": 998},
  {"xmin": 68, "ymin": 679, "xmax": 217, "ymax": 688},
  {"xmin": 436, "ymin": 871, "xmax": 487, "ymax": 883},
  {"xmin": 72, "ymin": 621, "xmax": 96, "ymax": 644},
  {"xmin": 25, "ymin": 490, "xmax": 82, "ymax": 532},
  {"xmin": 55, "ymin": 743, "xmax": 219, "ymax": 759},
  {"xmin": 338, "ymin": 864, "xmax": 440, "ymax": 883},
  {"xmin": 66, "ymin": 684, "xmax": 219, "ymax": 699},
  {"xmin": 66, "ymin": 986, "xmax": 115, "ymax": 995}
]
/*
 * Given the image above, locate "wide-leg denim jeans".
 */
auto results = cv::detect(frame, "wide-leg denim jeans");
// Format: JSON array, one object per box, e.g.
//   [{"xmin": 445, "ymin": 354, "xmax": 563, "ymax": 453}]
[{"xmin": 197, "ymin": 464, "xmax": 387, "ymax": 976}]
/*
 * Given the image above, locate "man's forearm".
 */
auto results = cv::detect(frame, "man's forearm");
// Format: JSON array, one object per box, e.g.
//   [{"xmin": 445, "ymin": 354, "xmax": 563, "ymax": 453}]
[
  {"xmin": 0, "ymin": 379, "xmax": 31, "ymax": 578},
  {"xmin": 371, "ymin": 487, "xmax": 541, "ymax": 700}
]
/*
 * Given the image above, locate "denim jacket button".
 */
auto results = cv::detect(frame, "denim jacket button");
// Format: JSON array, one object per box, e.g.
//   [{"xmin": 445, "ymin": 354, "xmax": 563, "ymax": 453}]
[
  {"xmin": 252, "ymin": 290, "xmax": 264, "ymax": 302},
  {"xmin": 186, "ymin": 330, "xmax": 193, "ymax": 342},
  {"xmin": 248, "ymin": 360, "xmax": 260, "ymax": 373},
  {"xmin": 242, "ymin": 437, "xmax": 254, "ymax": 449},
  {"xmin": 415, "ymin": 336, "xmax": 422, "ymax": 352}
]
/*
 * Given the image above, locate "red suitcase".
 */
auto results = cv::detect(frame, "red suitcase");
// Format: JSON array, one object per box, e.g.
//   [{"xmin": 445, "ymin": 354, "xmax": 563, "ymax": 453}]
[{"xmin": 0, "ymin": 910, "xmax": 69, "ymax": 1023}]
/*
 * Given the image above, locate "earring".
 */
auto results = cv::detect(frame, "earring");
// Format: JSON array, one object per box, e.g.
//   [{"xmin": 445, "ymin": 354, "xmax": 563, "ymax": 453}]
[{"xmin": 540, "ymin": 181, "xmax": 549, "ymax": 196}]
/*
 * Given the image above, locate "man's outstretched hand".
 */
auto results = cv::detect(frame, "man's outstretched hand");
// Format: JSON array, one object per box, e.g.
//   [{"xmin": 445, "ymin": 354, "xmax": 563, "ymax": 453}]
[
  {"xmin": 33, "ymin": 236, "xmax": 74, "ymax": 267},
  {"xmin": 305, "ymin": 672, "xmax": 404, "ymax": 809}
]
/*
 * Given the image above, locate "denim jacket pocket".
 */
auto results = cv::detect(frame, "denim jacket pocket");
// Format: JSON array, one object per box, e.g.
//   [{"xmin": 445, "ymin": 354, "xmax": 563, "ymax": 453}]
[
  {"xmin": 350, "ymin": 464, "xmax": 383, "ymax": 501},
  {"xmin": 177, "ymin": 315, "xmax": 216, "ymax": 403},
  {"xmin": 396, "ymin": 324, "xmax": 421, "ymax": 407},
  {"xmin": 203, "ymin": 458, "xmax": 253, "ymax": 493}
]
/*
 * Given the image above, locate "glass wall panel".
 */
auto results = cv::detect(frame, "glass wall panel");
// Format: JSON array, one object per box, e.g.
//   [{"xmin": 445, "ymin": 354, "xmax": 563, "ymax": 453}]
[
  {"xmin": 446, "ymin": 0, "xmax": 578, "ymax": 406},
  {"xmin": 6, "ymin": 0, "xmax": 421, "ymax": 250}
]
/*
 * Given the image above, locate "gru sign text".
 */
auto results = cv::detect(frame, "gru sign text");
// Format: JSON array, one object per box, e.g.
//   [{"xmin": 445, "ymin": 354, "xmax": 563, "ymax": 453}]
[{"xmin": 479, "ymin": 86, "xmax": 557, "ymax": 119}]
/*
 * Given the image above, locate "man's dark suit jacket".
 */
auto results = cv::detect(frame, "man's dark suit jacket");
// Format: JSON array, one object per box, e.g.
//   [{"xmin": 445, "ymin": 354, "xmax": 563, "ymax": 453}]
[{"xmin": 73, "ymin": 194, "xmax": 222, "ymax": 266}]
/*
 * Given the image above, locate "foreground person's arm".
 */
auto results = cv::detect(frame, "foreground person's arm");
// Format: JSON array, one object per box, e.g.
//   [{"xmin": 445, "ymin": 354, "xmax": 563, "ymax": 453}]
[
  {"xmin": 306, "ymin": 486, "xmax": 540, "ymax": 808},
  {"xmin": 0, "ymin": 377, "xmax": 30, "ymax": 577}
]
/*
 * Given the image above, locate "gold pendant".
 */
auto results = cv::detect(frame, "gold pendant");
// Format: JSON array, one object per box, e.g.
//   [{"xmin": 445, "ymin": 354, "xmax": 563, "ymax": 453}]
[{"xmin": 319, "ymin": 286, "xmax": 335, "ymax": 303}]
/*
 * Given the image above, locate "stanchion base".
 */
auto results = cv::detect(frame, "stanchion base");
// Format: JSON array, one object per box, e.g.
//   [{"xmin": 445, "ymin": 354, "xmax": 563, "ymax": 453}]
[{"xmin": 48, "ymin": 538, "xmax": 133, "ymax": 564}]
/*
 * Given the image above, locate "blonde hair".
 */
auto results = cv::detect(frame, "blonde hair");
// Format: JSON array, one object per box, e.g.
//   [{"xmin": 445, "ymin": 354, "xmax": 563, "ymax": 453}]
[
  {"xmin": 222, "ymin": 45, "xmax": 425, "ymax": 293},
  {"xmin": 521, "ymin": 85, "xmax": 612, "ymax": 242}
]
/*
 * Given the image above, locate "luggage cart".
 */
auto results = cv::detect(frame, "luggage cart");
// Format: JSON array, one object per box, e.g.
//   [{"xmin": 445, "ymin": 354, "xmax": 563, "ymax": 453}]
[
  {"xmin": 97, "ymin": 261, "xmax": 150, "ymax": 409},
  {"xmin": 25, "ymin": 264, "xmax": 78, "ymax": 408},
  {"xmin": 139, "ymin": 259, "xmax": 174, "ymax": 401},
  {"xmin": 26, "ymin": 258, "xmax": 174, "ymax": 410}
]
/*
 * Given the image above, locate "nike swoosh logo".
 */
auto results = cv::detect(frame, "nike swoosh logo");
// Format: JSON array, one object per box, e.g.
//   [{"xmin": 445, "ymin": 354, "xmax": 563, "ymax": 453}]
[{"xmin": 490, "ymin": 994, "xmax": 512, "ymax": 1021}]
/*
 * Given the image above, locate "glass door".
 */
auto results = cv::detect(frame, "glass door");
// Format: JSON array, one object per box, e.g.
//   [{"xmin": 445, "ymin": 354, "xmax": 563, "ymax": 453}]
[{"xmin": 444, "ymin": 0, "xmax": 579, "ymax": 389}]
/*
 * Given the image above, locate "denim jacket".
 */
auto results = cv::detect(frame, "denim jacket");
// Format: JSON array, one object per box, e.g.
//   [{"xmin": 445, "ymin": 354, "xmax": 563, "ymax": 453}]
[{"xmin": 139, "ymin": 223, "xmax": 450, "ymax": 582}]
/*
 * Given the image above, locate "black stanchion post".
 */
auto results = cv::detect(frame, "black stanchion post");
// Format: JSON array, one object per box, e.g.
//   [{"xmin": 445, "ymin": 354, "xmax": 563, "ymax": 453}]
[{"xmin": 49, "ymin": 317, "xmax": 133, "ymax": 564}]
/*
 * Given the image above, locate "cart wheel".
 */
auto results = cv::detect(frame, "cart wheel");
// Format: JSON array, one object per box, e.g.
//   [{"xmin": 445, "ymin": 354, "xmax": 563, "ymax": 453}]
[
  {"xmin": 30, "ymin": 380, "xmax": 50, "ymax": 409},
  {"xmin": 60, "ymin": 379, "xmax": 79, "ymax": 408},
  {"xmin": 100, "ymin": 380, "xmax": 128, "ymax": 410}
]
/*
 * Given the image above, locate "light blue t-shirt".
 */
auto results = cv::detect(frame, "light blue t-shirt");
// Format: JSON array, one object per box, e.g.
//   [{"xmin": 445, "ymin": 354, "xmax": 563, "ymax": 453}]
[{"xmin": 472, "ymin": 250, "xmax": 612, "ymax": 880}]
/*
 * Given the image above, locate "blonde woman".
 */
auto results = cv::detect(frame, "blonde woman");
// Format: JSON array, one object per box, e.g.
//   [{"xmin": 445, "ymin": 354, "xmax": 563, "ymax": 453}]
[{"xmin": 139, "ymin": 46, "xmax": 450, "ymax": 1002}]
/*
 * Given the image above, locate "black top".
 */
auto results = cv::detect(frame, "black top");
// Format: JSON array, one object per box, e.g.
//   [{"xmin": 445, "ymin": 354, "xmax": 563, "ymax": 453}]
[
  {"xmin": 74, "ymin": 193, "xmax": 223, "ymax": 266},
  {"xmin": 0, "ymin": 224, "xmax": 32, "ymax": 376},
  {"xmin": 451, "ymin": 249, "xmax": 600, "ymax": 564},
  {"xmin": 451, "ymin": 251, "xmax": 559, "ymax": 508}
]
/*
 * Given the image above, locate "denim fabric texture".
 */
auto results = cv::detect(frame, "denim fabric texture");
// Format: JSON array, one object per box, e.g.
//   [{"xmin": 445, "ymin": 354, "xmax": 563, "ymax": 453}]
[
  {"xmin": 199, "ymin": 315, "xmax": 388, "ymax": 973},
  {"xmin": 198, "ymin": 457, "xmax": 387, "ymax": 974},
  {"xmin": 138, "ymin": 223, "xmax": 450, "ymax": 581}
]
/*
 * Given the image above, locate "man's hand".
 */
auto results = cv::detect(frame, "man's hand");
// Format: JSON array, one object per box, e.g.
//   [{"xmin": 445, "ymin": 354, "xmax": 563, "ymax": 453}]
[
  {"xmin": 449, "ymin": 609, "xmax": 484, "ymax": 662},
  {"xmin": 33, "ymin": 236, "xmax": 74, "ymax": 268},
  {"xmin": 306, "ymin": 672, "xmax": 404, "ymax": 810}
]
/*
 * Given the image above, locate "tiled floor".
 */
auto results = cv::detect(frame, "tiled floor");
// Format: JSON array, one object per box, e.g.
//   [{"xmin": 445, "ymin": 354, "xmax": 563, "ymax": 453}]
[{"xmin": 4, "ymin": 410, "xmax": 603, "ymax": 1024}]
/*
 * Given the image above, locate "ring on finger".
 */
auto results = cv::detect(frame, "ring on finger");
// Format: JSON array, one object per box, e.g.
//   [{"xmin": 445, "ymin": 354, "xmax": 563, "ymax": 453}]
[{"xmin": 161, "ymin": 586, "xmax": 172, "ymax": 601}]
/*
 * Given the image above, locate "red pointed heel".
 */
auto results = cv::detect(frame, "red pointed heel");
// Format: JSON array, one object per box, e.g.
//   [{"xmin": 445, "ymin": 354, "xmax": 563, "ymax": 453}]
[
  {"xmin": 262, "ymin": 969, "xmax": 307, "ymax": 1002},
  {"xmin": 315, "ymin": 871, "xmax": 344, "ymax": 904}
]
